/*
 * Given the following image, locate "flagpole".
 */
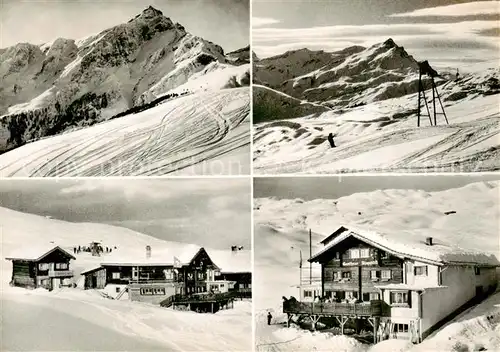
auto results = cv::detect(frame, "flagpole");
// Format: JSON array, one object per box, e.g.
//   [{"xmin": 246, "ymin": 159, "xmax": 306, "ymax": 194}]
[{"xmin": 299, "ymin": 249, "xmax": 303, "ymax": 301}]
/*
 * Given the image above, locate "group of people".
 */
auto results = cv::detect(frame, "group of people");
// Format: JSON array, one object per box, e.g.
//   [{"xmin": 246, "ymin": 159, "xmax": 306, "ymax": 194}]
[
  {"xmin": 72, "ymin": 245, "xmax": 116, "ymax": 255},
  {"xmin": 312, "ymin": 294, "xmax": 358, "ymax": 304}
]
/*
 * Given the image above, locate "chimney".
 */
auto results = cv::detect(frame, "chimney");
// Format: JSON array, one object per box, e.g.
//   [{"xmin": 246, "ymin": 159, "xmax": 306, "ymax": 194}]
[
  {"xmin": 425, "ymin": 237, "xmax": 433, "ymax": 246},
  {"xmin": 146, "ymin": 245, "xmax": 151, "ymax": 258}
]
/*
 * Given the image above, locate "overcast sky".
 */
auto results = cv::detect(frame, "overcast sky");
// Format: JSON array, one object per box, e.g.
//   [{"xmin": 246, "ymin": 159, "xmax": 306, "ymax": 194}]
[
  {"xmin": 1, "ymin": 0, "xmax": 249, "ymax": 52},
  {"xmin": 253, "ymin": 0, "xmax": 500, "ymax": 70},
  {"xmin": 0, "ymin": 178, "xmax": 251, "ymax": 249},
  {"xmin": 254, "ymin": 174, "xmax": 500, "ymax": 200}
]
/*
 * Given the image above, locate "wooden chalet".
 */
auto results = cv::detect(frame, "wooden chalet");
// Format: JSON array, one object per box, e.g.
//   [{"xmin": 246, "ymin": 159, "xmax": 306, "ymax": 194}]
[
  {"xmin": 6, "ymin": 246, "xmax": 76, "ymax": 290},
  {"xmin": 284, "ymin": 226, "xmax": 499, "ymax": 344},
  {"xmin": 215, "ymin": 271, "xmax": 252, "ymax": 298},
  {"xmin": 81, "ymin": 246, "xmax": 245, "ymax": 313}
]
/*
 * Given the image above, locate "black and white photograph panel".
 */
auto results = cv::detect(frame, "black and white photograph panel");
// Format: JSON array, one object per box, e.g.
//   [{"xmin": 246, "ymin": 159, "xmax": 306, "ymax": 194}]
[
  {"xmin": 253, "ymin": 175, "xmax": 500, "ymax": 352},
  {"xmin": 0, "ymin": 178, "xmax": 252, "ymax": 351},
  {"xmin": 0, "ymin": 0, "xmax": 250, "ymax": 177},
  {"xmin": 252, "ymin": 0, "xmax": 500, "ymax": 174}
]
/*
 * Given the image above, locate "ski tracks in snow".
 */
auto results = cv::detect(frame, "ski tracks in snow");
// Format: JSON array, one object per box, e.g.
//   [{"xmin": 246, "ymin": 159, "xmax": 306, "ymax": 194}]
[{"xmin": 0, "ymin": 88, "xmax": 250, "ymax": 176}]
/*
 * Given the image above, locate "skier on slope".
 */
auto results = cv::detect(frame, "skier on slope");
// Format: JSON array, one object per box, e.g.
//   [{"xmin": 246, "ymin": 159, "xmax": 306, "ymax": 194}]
[{"xmin": 327, "ymin": 133, "xmax": 336, "ymax": 148}]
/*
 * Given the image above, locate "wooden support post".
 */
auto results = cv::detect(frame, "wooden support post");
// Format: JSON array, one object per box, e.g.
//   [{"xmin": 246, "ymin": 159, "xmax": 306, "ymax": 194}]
[
  {"xmin": 417, "ymin": 74, "xmax": 421, "ymax": 127},
  {"xmin": 432, "ymin": 78, "xmax": 437, "ymax": 126},
  {"xmin": 211, "ymin": 302, "xmax": 213, "ymax": 313},
  {"xmin": 335, "ymin": 315, "xmax": 348, "ymax": 335},
  {"xmin": 310, "ymin": 315, "xmax": 320, "ymax": 331}
]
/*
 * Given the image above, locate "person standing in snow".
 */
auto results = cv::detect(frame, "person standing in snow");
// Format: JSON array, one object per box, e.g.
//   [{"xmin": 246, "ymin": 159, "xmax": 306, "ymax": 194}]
[
  {"xmin": 327, "ymin": 133, "xmax": 336, "ymax": 148},
  {"xmin": 267, "ymin": 312, "xmax": 272, "ymax": 325}
]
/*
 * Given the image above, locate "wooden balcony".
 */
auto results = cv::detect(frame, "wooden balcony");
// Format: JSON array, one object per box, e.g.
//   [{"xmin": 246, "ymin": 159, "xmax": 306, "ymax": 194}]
[
  {"xmin": 160, "ymin": 291, "xmax": 238, "ymax": 307},
  {"xmin": 283, "ymin": 299, "xmax": 391, "ymax": 317},
  {"xmin": 48, "ymin": 270, "xmax": 74, "ymax": 278}
]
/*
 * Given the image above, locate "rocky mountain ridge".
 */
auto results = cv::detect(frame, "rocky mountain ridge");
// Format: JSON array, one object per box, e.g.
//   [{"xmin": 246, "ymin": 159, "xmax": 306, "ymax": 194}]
[
  {"xmin": 253, "ymin": 38, "xmax": 500, "ymax": 124},
  {"xmin": 0, "ymin": 6, "xmax": 249, "ymax": 153}
]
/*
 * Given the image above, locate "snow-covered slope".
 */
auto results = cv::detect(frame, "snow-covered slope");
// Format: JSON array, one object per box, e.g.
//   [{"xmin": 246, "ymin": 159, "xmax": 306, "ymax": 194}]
[
  {"xmin": 1, "ymin": 206, "xmax": 252, "ymax": 351},
  {"xmin": 254, "ymin": 181, "xmax": 500, "ymax": 351},
  {"xmin": 253, "ymin": 39, "xmax": 499, "ymax": 173},
  {"xmin": 0, "ymin": 88, "xmax": 250, "ymax": 176},
  {"xmin": 254, "ymin": 68, "xmax": 500, "ymax": 174},
  {"xmin": 0, "ymin": 6, "xmax": 249, "ymax": 153}
]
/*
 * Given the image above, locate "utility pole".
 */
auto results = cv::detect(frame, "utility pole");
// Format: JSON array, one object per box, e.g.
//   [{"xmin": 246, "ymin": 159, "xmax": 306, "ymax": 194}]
[{"xmin": 309, "ymin": 229, "xmax": 312, "ymax": 285}]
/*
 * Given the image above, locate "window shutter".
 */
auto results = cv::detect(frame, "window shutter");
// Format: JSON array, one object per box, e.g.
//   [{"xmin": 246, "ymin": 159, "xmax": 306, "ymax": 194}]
[{"xmin": 408, "ymin": 291, "xmax": 412, "ymax": 308}]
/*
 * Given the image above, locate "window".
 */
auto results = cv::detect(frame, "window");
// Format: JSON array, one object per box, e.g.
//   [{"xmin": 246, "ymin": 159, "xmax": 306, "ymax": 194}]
[
  {"xmin": 164, "ymin": 269, "xmax": 173, "ymax": 280},
  {"xmin": 381, "ymin": 270, "xmax": 391, "ymax": 280},
  {"xmin": 369, "ymin": 292, "xmax": 380, "ymax": 300},
  {"xmin": 362, "ymin": 293, "xmax": 370, "ymax": 302},
  {"xmin": 380, "ymin": 251, "xmax": 389, "ymax": 259},
  {"xmin": 155, "ymin": 288, "xmax": 164, "ymax": 295},
  {"xmin": 349, "ymin": 249, "xmax": 360, "ymax": 259},
  {"xmin": 112, "ymin": 272, "xmax": 121, "ymax": 279},
  {"xmin": 139, "ymin": 287, "xmax": 165, "ymax": 296},
  {"xmin": 342, "ymin": 271, "xmax": 351, "ymax": 279},
  {"xmin": 140, "ymin": 288, "xmax": 152, "ymax": 295},
  {"xmin": 393, "ymin": 323, "xmax": 409, "ymax": 333},
  {"xmin": 304, "ymin": 290, "xmax": 312, "ymax": 298},
  {"xmin": 370, "ymin": 270, "xmax": 380, "ymax": 280},
  {"xmin": 346, "ymin": 291, "xmax": 358, "ymax": 300},
  {"xmin": 475, "ymin": 267, "xmax": 481, "ymax": 275},
  {"xmin": 333, "ymin": 271, "xmax": 340, "ymax": 281},
  {"xmin": 115, "ymin": 287, "xmax": 121, "ymax": 293},
  {"xmin": 38, "ymin": 263, "xmax": 49, "ymax": 271},
  {"xmin": 414, "ymin": 266, "xmax": 428, "ymax": 276},
  {"xmin": 197, "ymin": 272, "xmax": 205, "ymax": 280},
  {"xmin": 360, "ymin": 248, "xmax": 370, "ymax": 258},
  {"xmin": 55, "ymin": 263, "xmax": 68, "ymax": 270},
  {"xmin": 390, "ymin": 291, "xmax": 409, "ymax": 305}
]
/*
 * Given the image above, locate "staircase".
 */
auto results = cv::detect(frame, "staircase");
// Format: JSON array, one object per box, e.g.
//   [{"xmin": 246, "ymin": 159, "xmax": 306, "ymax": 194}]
[
  {"xmin": 115, "ymin": 286, "xmax": 128, "ymax": 300},
  {"xmin": 160, "ymin": 294, "xmax": 181, "ymax": 308}
]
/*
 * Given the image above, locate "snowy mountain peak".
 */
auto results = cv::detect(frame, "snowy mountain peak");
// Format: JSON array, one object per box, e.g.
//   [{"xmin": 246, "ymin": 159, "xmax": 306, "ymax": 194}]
[
  {"xmin": 0, "ymin": 7, "xmax": 249, "ymax": 153},
  {"xmin": 140, "ymin": 5, "xmax": 164, "ymax": 19},
  {"xmin": 383, "ymin": 38, "xmax": 397, "ymax": 48}
]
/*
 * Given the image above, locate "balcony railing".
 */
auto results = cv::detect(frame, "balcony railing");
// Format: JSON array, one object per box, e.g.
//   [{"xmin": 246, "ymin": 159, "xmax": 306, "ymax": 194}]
[
  {"xmin": 48, "ymin": 270, "xmax": 74, "ymax": 278},
  {"xmin": 160, "ymin": 291, "xmax": 238, "ymax": 307},
  {"xmin": 283, "ymin": 299, "xmax": 391, "ymax": 317},
  {"xmin": 128, "ymin": 279, "xmax": 183, "ymax": 285}
]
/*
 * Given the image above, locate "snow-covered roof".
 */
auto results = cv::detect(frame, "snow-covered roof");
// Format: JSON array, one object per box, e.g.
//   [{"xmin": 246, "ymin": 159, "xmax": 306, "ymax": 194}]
[
  {"xmin": 100, "ymin": 244, "xmax": 203, "ymax": 267},
  {"xmin": 5, "ymin": 245, "xmax": 76, "ymax": 261},
  {"xmin": 80, "ymin": 265, "xmax": 105, "ymax": 275},
  {"xmin": 310, "ymin": 225, "xmax": 500, "ymax": 267},
  {"xmin": 210, "ymin": 250, "xmax": 251, "ymax": 273}
]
